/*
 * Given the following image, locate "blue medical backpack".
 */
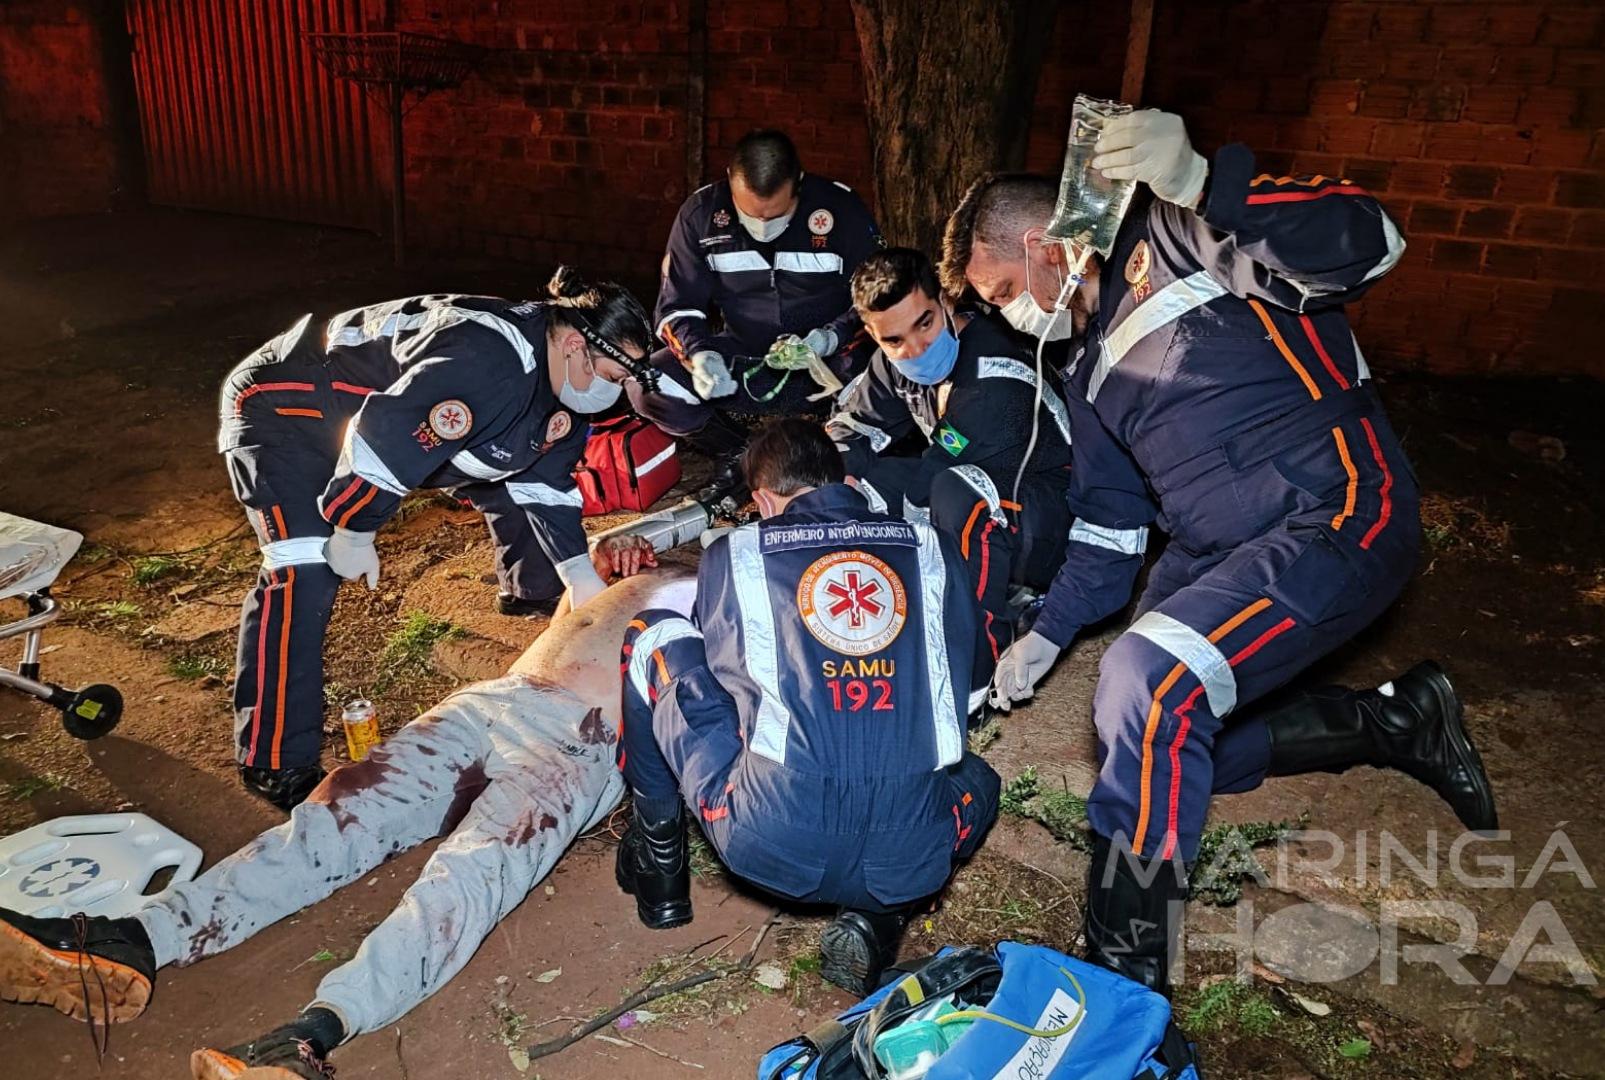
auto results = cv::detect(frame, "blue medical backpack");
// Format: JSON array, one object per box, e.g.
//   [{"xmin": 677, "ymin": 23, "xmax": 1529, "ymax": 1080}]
[{"xmin": 758, "ymin": 943, "xmax": 1201, "ymax": 1080}]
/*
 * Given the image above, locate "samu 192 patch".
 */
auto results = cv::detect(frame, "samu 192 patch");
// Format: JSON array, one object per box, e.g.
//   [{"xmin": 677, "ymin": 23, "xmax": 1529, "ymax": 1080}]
[{"xmin": 936, "ymin": 422, "xmax": 969, "ymax": 457}]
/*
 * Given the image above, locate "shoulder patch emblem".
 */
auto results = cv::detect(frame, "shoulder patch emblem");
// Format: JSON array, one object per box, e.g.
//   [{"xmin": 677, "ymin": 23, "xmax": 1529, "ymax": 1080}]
[
  {"xmin": 1125, "ymin": 239, "xmax": 1154, "ymax": 303},
  {"xmin": 712, "ymin": 208, "xmax": 731, "ymax": 228},
  {"xmin": 797, "ymin": 550, "xmax": 907, "ymax": 656},
  {"xmin": 936, "ymin": 422, "xmax": 969, "ymax": 457},
  {"xmin": 808, "ymin": 209, "xmax": 835, "ymax": 236},
  {"xmin": 428, "ymin": 400, "xmax": 473, "ymax": 440},
  {"xmin": 546, "ymin": 410, "xmax": 572, "ymax": 443}
]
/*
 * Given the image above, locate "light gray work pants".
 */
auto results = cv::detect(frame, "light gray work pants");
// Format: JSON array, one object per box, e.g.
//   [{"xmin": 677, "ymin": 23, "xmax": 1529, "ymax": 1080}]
[{"xmin": 133, "ymin": 676, "xmax": 624, "ymax": 1036}]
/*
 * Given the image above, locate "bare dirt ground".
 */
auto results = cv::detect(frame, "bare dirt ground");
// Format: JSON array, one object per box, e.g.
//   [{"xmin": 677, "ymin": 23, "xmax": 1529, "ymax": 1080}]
[{"xmin": 1, "ymin": 211, "xmax": 1601, "ymax": 1078}]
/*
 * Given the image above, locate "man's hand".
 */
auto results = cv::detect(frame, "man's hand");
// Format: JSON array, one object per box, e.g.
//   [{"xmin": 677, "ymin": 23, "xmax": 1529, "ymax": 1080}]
[
  {"xmin": 800, "ymin": 327, "xmax": 838, "ymax": 359},
  {"xmin": 690, "ymin": 350, "xmax": 737, "ymax": 399},
  {"xmin": 590, "ymin": 534, "xmax": 658, "ymax": 582},
  {"xmin": 324, "ymin": 528, "xmax": 380, "ymax": 589},
  {"xmin": 1092, "ymin": 110, "xmax": 1209, "ymax": 208},
  {"xmin": 989, "ymin": 631, "xmax": 1061, "ymax": 711}
]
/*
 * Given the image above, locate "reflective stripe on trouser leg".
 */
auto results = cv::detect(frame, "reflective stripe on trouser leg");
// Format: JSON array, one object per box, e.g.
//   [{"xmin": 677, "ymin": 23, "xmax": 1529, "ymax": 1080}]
[
  {"xmin": 619, "ymin": 610, "xmax": 703, "ymax": 808},
  {"xmin": 311, "ymin": 676, "xmax": 624, "ymax": 1035},
  {"xmin": 927, "ymin": 467, "xmax": 1015, "ymax": 664}
]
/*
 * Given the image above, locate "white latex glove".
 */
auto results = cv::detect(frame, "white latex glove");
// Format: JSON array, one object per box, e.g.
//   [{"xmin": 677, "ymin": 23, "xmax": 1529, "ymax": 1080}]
[
  {"xmin": 801, "ymin": 327, "xmax": 838, "ymax": 358},
  {"xmin": 989, "ymin": 631, "xmax": 1061, "ymax": 711},
  {"xmin": 1092, "ymin": 110, "xmax": 1209, "ymax": 208},
  {"xmin": 324, "ymin": 527, "xmax": 379, "ymax": 589},
  {"xmin": 690, "ymin": 350, "xmax": 737, "ymax": 399},
  {"xmin": 557, "ymin": 553, "xmax": 609, "ymax": 609}
]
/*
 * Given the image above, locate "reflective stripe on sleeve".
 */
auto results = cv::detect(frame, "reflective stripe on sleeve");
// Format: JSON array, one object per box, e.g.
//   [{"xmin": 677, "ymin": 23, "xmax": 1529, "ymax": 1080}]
[
  {"xmin": 340, "ymin": 430, "xmax": 410, "ymax": 496},
  {"xmin": 1069, "ymin": 519, "xmax": 1149, "ymax": 556},
  {"xmin": 976, "ymin": 356, "xmax": 1072, "ymax": 447},
  {"xmin": 506, "ymin": 482, "xmax": 584, "ymax": 508},
  {"xmin": 626, "ymin": 617, "xmax": 703, "ymax": 704},
  {"xmin": 1127, "ymin": 610, "xmax": 1237, "ymax": 717},
  {"xmin": 450, "ymin": 449, "xmax": 513, "ymax": 481},
  {"xmin": 827, "ymin": 413, "xmax": 892, "ymax": 452},
  {"xmin": 402, "ymin": 305, "xmax": 537, "ymax": 374},
  {"xmin": 727, "ymin": 527, "xmax": 794, "ymax": 764}
]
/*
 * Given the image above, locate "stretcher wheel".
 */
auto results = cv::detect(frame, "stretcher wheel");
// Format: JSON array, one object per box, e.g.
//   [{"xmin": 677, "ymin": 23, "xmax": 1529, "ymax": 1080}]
[{"xmin": 60, "ymin": 684, "xmax": 123, "ymax": 740}]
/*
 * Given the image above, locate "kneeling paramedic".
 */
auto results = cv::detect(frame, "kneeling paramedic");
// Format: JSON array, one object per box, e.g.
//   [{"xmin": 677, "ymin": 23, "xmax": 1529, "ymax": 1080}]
[
  {"xmin": 217, "ymin": 269, "xmax": 656, "ymax": 810},
  {"xmin": 613, "ymin": 419, "xmax": 1001, "ymax": 996},
  {"xmin": 827, "ymin": 247, "xmax": 1072, "ymax": 670},
  {"xmin": 944, "ymin": 111, "xmax": 1498, "ymax": 993}
]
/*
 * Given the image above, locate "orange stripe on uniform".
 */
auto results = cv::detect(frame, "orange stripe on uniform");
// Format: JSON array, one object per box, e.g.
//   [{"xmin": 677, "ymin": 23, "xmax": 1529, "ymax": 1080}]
[
  {"xmin": 322, "ymin": 477, "xmax": 364, "ymax": 519},
  {"xmin": 959, "ymin": 500, "xmax": 987, "ymax": 559},
  {"xmin": 1248, "ymin": 300, "xmax": 1322, "ymax": 400},
  {"xmin": 271, "ymin": 566, "xmax": 295, "ymax": 770},
  {"xmin": 274, "ymin": 407, "xmax": 324, "ymax": 418},
  {"xmin": 1246, "ymin": 186, "xmax": 1369, "ymax": 206},
  {"xmin": 336, "ymin": 485, "xmax": 378, "ymax": 528},
  {"xmin": 1330, "ymin": 427, "xmax": 1358, "ymax": 531}
]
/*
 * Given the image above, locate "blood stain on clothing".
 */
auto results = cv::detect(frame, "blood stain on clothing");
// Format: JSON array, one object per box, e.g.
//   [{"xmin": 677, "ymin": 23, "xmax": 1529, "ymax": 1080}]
[
  {"xmin": 578, "ymin": 707, "xmax": 612, "ymax": 745},
  {"xmin": 440, "ymin": 761, "xmax": 489, "ymax": 833},
  {"xmin": 308, "ymin": 754, "xmax": 400, "ymax": 833}
]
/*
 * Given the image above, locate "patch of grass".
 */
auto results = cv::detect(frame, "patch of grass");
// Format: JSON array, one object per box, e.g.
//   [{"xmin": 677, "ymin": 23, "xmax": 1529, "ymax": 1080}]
[
  {"xmin": 786, "ymin": 952, "xmax": 821, "ymax": 982},
  {"xmin": 968, "ymin": 715, "xmax": 1002, "ymax": 754},
  {"xmin": 373, "ymin": 611, "xmax": 464, "ymax": 693},
  {"xmin": 131, "ymin": 554, "xmax": 183, "ymax": 585},
  {"xmin": 1180, "ymin": 979, "xmax": 1281, "ymax": 1036},
  {"xmin": 999, "ymin": 767, "xmax": 1092, "ymax": 851},
  {"xmin": 76, "ymin": 543, "xmax": 113, "ymax": 564},
  {"xmin": 7, "ymin": 773, "xmax": 66, "ymax": 800},
  {"xmin": 167, "ymin": 653, "xmax": 228, "ymax": 681},
  {"xmin": 1419, "ymin": 492, "xmax": 1512, "ymax": 555},
  {"xmin": 95, "ymin": 599, "xmax": 142, "ymax": 622},
  {"xmin": 1338, "ymin": 1036, "xmax": 1373, "ymax": 1059},
  {"xmin": 687, "ymin": 826, "xmax": 725, "ymax": 880}
]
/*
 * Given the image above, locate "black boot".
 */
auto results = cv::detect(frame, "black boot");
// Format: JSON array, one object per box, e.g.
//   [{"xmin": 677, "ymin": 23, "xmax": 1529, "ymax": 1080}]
[
  {"xmin": 1264, "ymin": 661, "xmax": 1497, "ymax": 833},
  {"xmin": 685, "ymin": 414, "xmax": 750, "ymax": 514},
  {"xmin": 190, "ymin": 1006, "xmax": 343, "ymax": 1079},
  {"xmin": 615, "ymin": 807, "xmax": 693, "ymax": 929},
  {"xmin": 1083, "ymin": 833, "xmax": 1187, "ymax": 996},
  {"xmin": 819, "ymin": 908, "xmax": 910, "ymax": 997},
  {"xmin": 0, "ymin": 906, "xmax": 157, "ymax": 1023},
  {"xmin": 240, "ymin": 764, "xmax": 326, "ymax": 813},
  {"xmin": 496, "ymin": 591, "xmax": 561, "ymax": 619}
]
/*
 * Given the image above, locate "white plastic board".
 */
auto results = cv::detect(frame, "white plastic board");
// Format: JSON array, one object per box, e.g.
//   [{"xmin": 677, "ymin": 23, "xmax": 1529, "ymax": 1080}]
[{"xmin": 0, "ymin": 813, "xmax": 202, "ymax": 918}]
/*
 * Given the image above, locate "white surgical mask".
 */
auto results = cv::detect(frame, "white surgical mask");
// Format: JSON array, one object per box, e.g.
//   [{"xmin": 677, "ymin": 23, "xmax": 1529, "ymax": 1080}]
[
  {"xmin": 558, "ymin": 350, "xmax": 623, "ymax": 412},
  {"xmin": 999, "ymin": 245, "xmax": 1073, "ymax": 341},
  {"xmin": 737, "ymin": 209, "xmax": 793, "ymax": 243}
]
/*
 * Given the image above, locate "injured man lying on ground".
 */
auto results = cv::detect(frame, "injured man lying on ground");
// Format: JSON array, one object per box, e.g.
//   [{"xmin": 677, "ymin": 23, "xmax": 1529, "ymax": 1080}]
[{"xmin": 0, "ymin": 570, "xmax": 696, "ymax": 1079}]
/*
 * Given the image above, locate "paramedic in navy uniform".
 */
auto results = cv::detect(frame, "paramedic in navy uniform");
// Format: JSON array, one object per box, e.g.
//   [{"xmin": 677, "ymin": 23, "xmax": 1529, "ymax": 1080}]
[
  {"xmin": 216, "ymin": 268, "xmax": 656, "ymax": 811},
  {"xmin": 612, "ymin": 419, "xmax": 1000, "ymax": 997},
  {"xmin": 629, "ymin": 129, "xmax": 884, "ymax": 505},
  {"xmin": 943, "ymin": 111, "xmax": 1498, "ymax": 993}
]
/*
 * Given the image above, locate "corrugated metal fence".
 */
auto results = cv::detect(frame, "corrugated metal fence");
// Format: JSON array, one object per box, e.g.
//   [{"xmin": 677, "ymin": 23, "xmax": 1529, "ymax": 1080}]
[{"xmin": 126, "ymin": 0, "xmax": 383, "ymax": 230}]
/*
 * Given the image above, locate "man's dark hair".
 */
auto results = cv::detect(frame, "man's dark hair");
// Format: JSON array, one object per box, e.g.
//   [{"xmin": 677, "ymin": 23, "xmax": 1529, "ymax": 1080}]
[
  {"xmin": 850, "ymin": 247, "xmax": 942, "ymax": 313},
  {"xmin": 939, "ymin": 172, "xmax": 1057, "ymax": 296},
  {"xmin": 730, "ymin": 129, "xmax": 802, "ymax": 198},
  {"xmin": 741, "ymin": 418, "xmax": 845, "ymax": 496}
]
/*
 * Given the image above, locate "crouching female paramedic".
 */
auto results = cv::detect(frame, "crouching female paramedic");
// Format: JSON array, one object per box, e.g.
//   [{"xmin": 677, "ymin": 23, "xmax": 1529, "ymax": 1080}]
[{"xmin": 216, "ymin": 268, "xmax": 656, "ymax": 811}]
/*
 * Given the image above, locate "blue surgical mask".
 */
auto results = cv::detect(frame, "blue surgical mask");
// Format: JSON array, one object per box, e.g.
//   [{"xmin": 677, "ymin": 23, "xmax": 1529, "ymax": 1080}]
[{"xmin": 891, "ymin": 310, "xmax": 960, "ymax": 385}]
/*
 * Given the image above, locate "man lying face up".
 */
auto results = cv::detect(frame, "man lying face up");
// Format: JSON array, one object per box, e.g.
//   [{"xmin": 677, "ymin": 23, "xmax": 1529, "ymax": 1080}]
[{"xmin": 0, "ymin": 571, "xmax": 692, "ymax": 1079}]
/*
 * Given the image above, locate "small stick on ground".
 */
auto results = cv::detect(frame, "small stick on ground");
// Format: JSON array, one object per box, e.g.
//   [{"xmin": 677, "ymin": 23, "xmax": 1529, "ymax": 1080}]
[{"xmin": 526, "ymin": 913, "xmax": 779, "ymax": 1062}]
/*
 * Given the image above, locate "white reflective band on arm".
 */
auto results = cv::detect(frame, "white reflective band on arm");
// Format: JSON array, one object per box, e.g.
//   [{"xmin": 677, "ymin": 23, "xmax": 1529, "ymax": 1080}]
[
  {"xmin": 828, "ymin": 413, "xmax": 892, "ymax": 452},
  {"xmin": 327, "ymin": 308, "xmax": 431, "ymax": 349},
  {"xmin": 977, "ymin": 356, "xmax": 1073, "ymax": 447},
  {"xmin": 1069, "ymin": 519, "xmax": 1149, "ymax": 556},
  {"xmin": 774, "ymin": 251, "xmax": 844, "ymax": 274},
  {"xmin": 856, "ymin": 478, "xmax": 888, "ymax": 513},
  {"xmin": 948, "ymin": 464, "xmax": 1007, "ymax": 525},
  {"xmin": 1361, "ymin": 211, "xmax": 1406, "ymax": 284},
  {"xmin": 1090, "ymin": 271, "xmax": 1228, "ymax": 401},
  {"xmin": 657, "ymin": 376, "xmax": 703, "ymax": 404},
  {"xmin": 634, "ymin": 443, "xmax": 676, "ymax": 477},
  {"xmin": 450, "ymin": 449, "xmax": 512, "ymax": 481},
  {"xmin": 968, "ymin": 684, "xmax": 990, "ymax": 716},
  {"xmin": 835, "ymin": 370, "xmax": 867, "ymax": 409},
  {"xmin": 342, "ymin": 430, "xmax": 409, "ymax": 496},
  {"xmin": 1127, "ymin": 610, "xmax": 1238, "ymax": 717},
  {"xmin": 913, "ymin": 522, "xmax": 963, "ymax": 767},
  {"xmin": 656, "ymin": 309, "xmax": 707, "ymax": 339},
  {"xmin": 627, "ymin": 617, "xmax": 703, "ymax": 704},
  {"xmin": 506, "ymin": 482, "xmax": 584, "ymax": 508},
  {"xmin": 553, "ymin": 553, "xmax": 601, "ymax": 591},
  {"xmin": 902, "ymin": 498, "xmax": 932, "ymax": 526},
  {"xmin": 706, "ymin": 250, "xmax": 770, "ymax": 274},
  {"xmin": 261, "ymin": 536, "xmax": 328, "ymax": 569},
  {"xmin": 402, "ymin": 306, "xmax": 537, "ymax": 374},
  {"xmin": 728, "ymin": 528, "xmax": 794, "ymax": 763}
]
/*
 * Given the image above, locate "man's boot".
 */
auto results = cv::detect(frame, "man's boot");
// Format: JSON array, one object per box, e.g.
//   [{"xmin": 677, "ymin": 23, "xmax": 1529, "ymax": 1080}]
[
  {"xmin": 239, "ymin": 764, "xmax": 325, "ymax": 813},
  {"xmin": 1083, "ymin": 833, "xmax": 1188, "ymax": 996},
  {"xmin": 615, "ymin": 806, "xmax": 693, "ymax": 929},
  {"xmin": 1264, "ymin": 661, "xmax": 1497, "ymax": 833},
  {"xmin": 819, "ymin": 908, "xmax": 910, "ymax": 997},
  {"xmin": 190, "ymin": 1007, "xmax": 343, "ymax": 1079},
  {"xmin": 686, "ymin": 414, "xmax": 749, "ymax": 514},
  {"xmin": 0, "ymin": 907, "xmax": 157, "ymax": 1023}
]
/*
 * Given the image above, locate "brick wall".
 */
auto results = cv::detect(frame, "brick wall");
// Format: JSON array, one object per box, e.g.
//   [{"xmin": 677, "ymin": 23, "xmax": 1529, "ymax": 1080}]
[{"xmin": 0, "ymin": 2, "xmax": 119, "ymax": 220}]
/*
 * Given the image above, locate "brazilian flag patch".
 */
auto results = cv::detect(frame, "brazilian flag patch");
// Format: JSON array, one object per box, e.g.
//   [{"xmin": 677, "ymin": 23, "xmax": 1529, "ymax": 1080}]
[{"xmin": 936, "ymin": 422, "xmax": 969, "ymax": 457}]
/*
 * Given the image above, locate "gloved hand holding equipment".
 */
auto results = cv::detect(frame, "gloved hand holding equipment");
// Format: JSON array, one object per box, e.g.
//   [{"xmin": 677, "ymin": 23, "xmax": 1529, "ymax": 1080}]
[
  {"xmin": 1091, "ymin": 109, "xmax": 1209, "ymax": 208},
  {"xmin": 325, "ymin": 528, "xmax": 380, "ymax": 589},
  {"xmin": 690, "ymin": 349, "xmax": 738, "ymax": 399},
  {"xmin": 988, "ymin": 630, "xmax": 1060, "ymax": 710},
  {"xmin": 754, "ymin": 334, "xmax": 845, "ymax": 403},
  {"xmin": 800, "ymin": 326, "xmax": 838, "ymax": 359}
]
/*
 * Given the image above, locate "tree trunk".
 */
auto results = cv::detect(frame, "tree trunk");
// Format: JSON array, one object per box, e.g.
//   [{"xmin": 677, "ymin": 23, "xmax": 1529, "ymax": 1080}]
[{"xmin": 850, "ymin": 0, "xmax": 1061, "ymax": 258}]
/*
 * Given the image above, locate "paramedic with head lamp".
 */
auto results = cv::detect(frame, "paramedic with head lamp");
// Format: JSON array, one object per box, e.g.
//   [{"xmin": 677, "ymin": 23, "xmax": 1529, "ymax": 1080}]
[{"xmin": 941, "ymin": 109, "xmax": 1497, "ymax": 994}]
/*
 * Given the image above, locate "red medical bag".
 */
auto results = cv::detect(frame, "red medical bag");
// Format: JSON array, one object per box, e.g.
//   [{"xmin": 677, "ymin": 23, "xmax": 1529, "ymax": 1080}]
[{"xmin": 575, "ymin": 416, "xmax": 681, "ymax": 516}]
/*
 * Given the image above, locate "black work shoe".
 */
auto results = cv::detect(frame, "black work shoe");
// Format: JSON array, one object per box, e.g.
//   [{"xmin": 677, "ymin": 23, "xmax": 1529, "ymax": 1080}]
[
  {"xmin": 0, "ymin": 906, "xmax": 157, "ymax": 1023},
  {"xmin": 1082, "ymin": 834, "xmax": 1187, "ymax": 996},
  {"xmin": 497, "ymin": 592, "xmax": 562, "ymax": 618},
  {"xmin": 191, "ymin": 1008, "xmax": 343, "ymax": 1079},
  {"xmin": 694, "ymin": 451, "xmax": 750, "ymax": 516},
  {"xmin": 615, "ymin": 809, "xmax": 693, "ymax": 929},
  {"xmin": 239, "ymin": 764, "xmax": 326, "ymax": 813},
  {"xmin": 819, "ymin": 908, "xmax": 909, "ymax": 997},
  {"xmin": 1266, "ymin": 661, "xmax": 1498, "ymax": 833}
]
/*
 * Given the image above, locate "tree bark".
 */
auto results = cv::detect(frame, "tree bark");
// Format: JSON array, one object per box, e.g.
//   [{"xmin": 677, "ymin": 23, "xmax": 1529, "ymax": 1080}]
[{"xmin": 849, "ymin": 0, "xmax": 1061, "ymax": 257}]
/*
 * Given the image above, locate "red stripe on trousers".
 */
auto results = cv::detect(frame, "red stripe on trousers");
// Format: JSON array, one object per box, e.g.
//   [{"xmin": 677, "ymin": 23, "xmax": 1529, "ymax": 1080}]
[
  {"xmin": 1161, "ymin": 684, "xmax": 1207, "ymax": 860},
  {"xmin": 322, "ymin": 477, "xmax": 364, "ymax": 520},
  {"xmin": 1358, "ymin": 418, "xmax": 1394, "ymax": 550},
  {"xmin": 248, "ymin": 568, "xmax": 276, "ymax": 766},
  {"xmin": 1298, "ymin": 316, "xmax": 1351, "ymax": 391}
]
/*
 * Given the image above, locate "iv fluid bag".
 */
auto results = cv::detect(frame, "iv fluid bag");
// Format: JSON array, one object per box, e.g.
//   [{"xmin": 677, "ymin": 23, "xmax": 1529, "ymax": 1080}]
[{"xmin": 1044, "ymin": 94, "xmax": 1137, "ymax": 257}]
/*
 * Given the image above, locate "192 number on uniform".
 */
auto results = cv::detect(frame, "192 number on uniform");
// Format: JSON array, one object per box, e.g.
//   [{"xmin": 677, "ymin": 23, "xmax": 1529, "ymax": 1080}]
[{"xmin": 826, "ymin": 678, "xmax": 893, "ymax": 711}]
